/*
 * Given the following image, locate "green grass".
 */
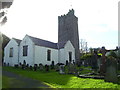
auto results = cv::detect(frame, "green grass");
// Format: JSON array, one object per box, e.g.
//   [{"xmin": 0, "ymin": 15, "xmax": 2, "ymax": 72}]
[
  {"xmin": 0, "ymin": 66, "xmax": 2, "ymax": 89},
  {"xmin": 2, "ymin": 76, "xmax": 11, "ymax": 88},
  {"xmin": 2, "ymin": 66, "xmax": 120, "ymax": 88}
]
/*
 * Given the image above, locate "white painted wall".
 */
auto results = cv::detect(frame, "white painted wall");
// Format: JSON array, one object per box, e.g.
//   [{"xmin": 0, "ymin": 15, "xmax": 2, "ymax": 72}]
[
  {"xmin": 34, "ymin": 45, "xmax": 58, "ymax": 65},
  {"xmin": 4, "ymin": 39, "xmax": 19, "ymax": 66},
  {"xmin": 59, "ymin": 40, "xmax": 75, "ymax": 64},
  {"xmin": 19, "ymin": 35, "xmax": 34, "ymax": 66},
  {"xmin": 4, "ymin": 36, "xmax": 75, "ymax": 66},
  {"xmin": 58, "ymin": 49, "xmax": 65, "ymax": 63}
]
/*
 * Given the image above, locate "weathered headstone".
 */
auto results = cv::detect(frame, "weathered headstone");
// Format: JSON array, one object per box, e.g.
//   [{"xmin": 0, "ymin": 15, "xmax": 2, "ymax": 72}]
[
  {"xmin": 64, "ymin": 65, "xmax": 69, "ymax": 74},
  {"xmin": 7, "ymin": 63, "xmax": 9, "ymax": 66},
  {"xmin": 14, "ymin": 64, "xmax": 18, "ymax": 68},
  {"xmin": 55, "ymin": 64, "xmax": 59, "ymax": 71},
  {"xmin": 22, "ymin": 64, "xmax": 25, "ymax": 69},
  {"xmin": 118, "ymin": 59, "xmax": 120, "ymax": 70},
  {"xmin": 34, "ymin": 64, "xmax": 37, "ymax": 71},
  {"xmin": 39, "ymin": 64, "xmax": 44, "ymax": 71},
  {"xmin": 30, "ymin": 66, "xmax": 33, "ymax": 70},
  {"xmin": 59, "ymin": 65, "xmax": 65, "ymax": 74},
  {"xmin": 4, "ymin": 63, "xmax": 6, "ymax": 66},
  {"xmin": 45, "ymin": 65, "xmax": 49, "ymax": 72},
  {"xmin": 105, "ymin": 57, "xmax": 118, "ymax": 83},
  {"xmin": 73, "ymin": 60, "xmax": 75, "ymax": 65},
  {"xmin": 68, "ymin": 62, "xmax": 75, "ymax": 74},
  {"xmin": 66, "ymin": 60, "xmax": 68, "ymax": 66},
  {"xmin": 51, "ymin": 61, "xmax": 54, "ymax": 69},
  {"xmin": 26, "ymin": 64, "xmax": 29, "ymax": 69},
  {"xmin": 91, "ymin": 55, "xmax": 98, "ymax": 70},
  {"xmin": 100, "ymin": 47, "xmax": 106, "ymax": 75}
]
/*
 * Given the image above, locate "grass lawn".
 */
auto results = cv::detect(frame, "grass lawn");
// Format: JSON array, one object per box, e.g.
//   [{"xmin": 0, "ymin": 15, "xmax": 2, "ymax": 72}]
[
  {"xmin": 2, "ymin": 66, "xmax": 120, "ymax": 88},
  {"xmin": 2, "ymin": 76, "xmax": 11, "ymax": 88}
]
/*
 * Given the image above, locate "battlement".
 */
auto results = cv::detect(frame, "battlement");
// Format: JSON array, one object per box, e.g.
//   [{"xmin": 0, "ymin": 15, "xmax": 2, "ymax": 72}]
[{"xmin": 58, "ymin": 9, "xmax": 75, "ymax": 18}]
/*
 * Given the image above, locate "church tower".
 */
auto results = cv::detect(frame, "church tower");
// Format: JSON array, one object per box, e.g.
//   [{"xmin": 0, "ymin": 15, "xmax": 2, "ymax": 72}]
[{"xmin": 58, "ymin": 9, "xmax": 80, "ymax": 64}]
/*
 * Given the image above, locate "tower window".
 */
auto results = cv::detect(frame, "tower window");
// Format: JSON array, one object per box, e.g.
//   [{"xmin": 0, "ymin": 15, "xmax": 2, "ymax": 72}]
[
  {"xmin": 9, "ymin": 47, "xmax": 13, "ymax": 57},
  {"xmin": 47, "ymin": 50, "xmax": 51, "ymax": 61},
  {"xmin": 23, "ymin": 45, "xmax": 28, "ymax": 56}
]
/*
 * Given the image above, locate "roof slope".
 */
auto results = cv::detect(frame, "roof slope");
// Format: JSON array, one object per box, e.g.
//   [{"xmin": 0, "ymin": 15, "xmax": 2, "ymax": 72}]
[
  {"xmin": 13, "ymin": 38, "xmax": 22, "ymax": 45},
  {"xmin": 28, "ymin": 35, "xmax": 58, "ymax": 49},
  {"xmin": 58, "ymin": 41, "xmax": 67, "ymax": 49}
]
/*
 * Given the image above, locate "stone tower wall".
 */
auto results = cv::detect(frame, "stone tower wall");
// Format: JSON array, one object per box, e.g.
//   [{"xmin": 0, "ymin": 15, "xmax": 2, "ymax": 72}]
[{"xmin": 58, "ymin": 9, "xmax": 80, "ymax": 64}]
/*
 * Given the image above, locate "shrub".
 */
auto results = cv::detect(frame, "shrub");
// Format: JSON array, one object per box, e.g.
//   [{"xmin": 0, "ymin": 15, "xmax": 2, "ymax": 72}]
[
  {"xmin": 106, "ymin": 51, "xmax": 117, "ymax": 58},
  {"xmin": 80, "ymin": 54, "xmax": 93, "ymax": 60}
]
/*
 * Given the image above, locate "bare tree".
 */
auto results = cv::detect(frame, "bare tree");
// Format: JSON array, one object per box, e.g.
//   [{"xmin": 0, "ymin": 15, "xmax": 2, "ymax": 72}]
[{"xmin": 79, "ymin": 39, "xmax": 88, "ymax": 54}]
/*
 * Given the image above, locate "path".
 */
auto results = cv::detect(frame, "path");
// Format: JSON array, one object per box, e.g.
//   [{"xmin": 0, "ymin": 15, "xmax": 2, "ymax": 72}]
[{"xmin": 2, "ymin": 70, "xmax": 50, "ymax": 88}]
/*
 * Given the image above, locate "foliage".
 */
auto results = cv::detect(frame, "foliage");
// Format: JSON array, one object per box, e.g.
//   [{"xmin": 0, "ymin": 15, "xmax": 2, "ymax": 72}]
[
  {"xmin": 98, "ymin": 53, "xmax": 102, "ymax": 56},
  {"xmin": 80, "ymin": 54, "xmax": 93, "ymax": 60},
  {"xmin": 2, "ymin": 76, "xmax": 11, "ymax": 88},
  {"xmin": 106, "ymin": 51, "xmax": 117, "ymax": 58},
  {"xmin": 89, "ymin": 48, "xmax": 94, "ymax": 54},
  {"xmin": 3, "ymin": 67, "xmax": 120, "ymax": 88},
  {"xmin": 78, "ymin": 66, "xmax": 92, "ymax": 74},
  {"xmin": 116, "ymin": 50, "xmax": 120, "ymax": 59}
]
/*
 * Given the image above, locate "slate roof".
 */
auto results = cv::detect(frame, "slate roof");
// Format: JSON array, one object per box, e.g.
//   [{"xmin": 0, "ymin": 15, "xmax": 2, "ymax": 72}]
[
  {"xmin": 13, "ymin": 38, "xmax": 21, "ymax": 45},
  {"xmin": 28, "ymin": 35, "xmax": 58, "ymax": 49},
  {"xmin": 57, "ymin": 41, "xmax": 67, "ymax": 49}
]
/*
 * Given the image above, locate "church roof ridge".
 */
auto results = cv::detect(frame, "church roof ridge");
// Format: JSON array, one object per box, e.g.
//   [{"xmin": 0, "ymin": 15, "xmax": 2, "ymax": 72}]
[
  {"xmin": 12, "ymin": 38, "xmax": 22, "ymax": 45},
  {"xmin": 27, "ymin": 35, "xmax": 58, "ymax": 49}
]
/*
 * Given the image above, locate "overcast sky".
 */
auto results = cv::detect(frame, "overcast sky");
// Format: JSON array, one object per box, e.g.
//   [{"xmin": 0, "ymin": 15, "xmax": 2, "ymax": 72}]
[{"xmin": 1, "ymin": 0, "xmax": 119, "ymax": 49}]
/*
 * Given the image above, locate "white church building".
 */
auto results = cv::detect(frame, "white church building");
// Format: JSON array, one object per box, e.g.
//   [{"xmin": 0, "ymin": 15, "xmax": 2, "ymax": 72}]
[
  {"xmin": 4, "ymin": 35, "xmax": 75, "ymax": 66},
  {"xmin": 4, "ymin": 9, "xmax": 79, "ymax": 66}
]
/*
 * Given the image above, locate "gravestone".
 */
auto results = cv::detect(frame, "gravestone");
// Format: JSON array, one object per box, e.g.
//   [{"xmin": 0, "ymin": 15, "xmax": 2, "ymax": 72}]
[
  {"xmin": 51, "ymin": 61, "xmax": 54, "ymax": 69},
  {"xmin": 4, "ymin": 63, "xmax": 6, "ymax": 66},
  {"xmin": 19, "ymin": 63, "xmax": 22, "ymax": 66},
  {"xmin": 100, "ymin": 47, "xmax": 106, "ymax": 75},
  {"xmin": 22, "ymin": 64, "xmax": 25, "ymax": 69},
  {"xmin": 105, "ymin": 57, "xmax": 118, "ymax": 83},
  {"xmin": 34, "ymin": 64, "xmax": 37, "ymax": 71},
  {"xmin": 55, "ymin": 64, "xmax": 59, "ymax": 71},
  {"xmin": 91, "ymin": 55, "xmax": 98, "ymax": 70},
  {"xmin": 26, "ymin": 64, "xmax": 29, "ymax": 69},
  {"xmin": 39, "ymin": 64, "xmax": 44, "ymax": 71},
  {"xmin": 14, "ymin": 64, "xmax": 18, "ymax": 68},
  {"xmin": 65, "ymin": 65, "xmax": 69, "ymax": 74},
  {"xmin": 68, "ymin": 62, "xmax": 75, "ymax": 74},
  {"xmin": 7, "ymin": 63, "xmax": 9, "ymax": 66},
  {"xmin": 117, "ymin": 59, "xmax": 120, "ymax": 70},
  {"xmin": 45, "ymin": 65, "xmax": 49, "ymax": 72},
  {"xmin": 59, "ymin": 65, "xmax": 65, "ymax": 74},
  {"xmin": 66, "ymin": 60, "xmax": 68, "ymax": 66},
  {"xmin": 73, "ymin": 60, "xmax": 75, "ymax": 65},
  {"xmin": 30, "ymin": 66, "xmax": 33, "ymax": 70}
]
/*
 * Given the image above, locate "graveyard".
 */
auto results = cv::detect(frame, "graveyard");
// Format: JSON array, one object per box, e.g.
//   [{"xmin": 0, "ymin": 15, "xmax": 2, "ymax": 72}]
[
  {"xmin": 2, "ymin": 47, "xmax": 120, "ymax": 88},
  {"xmin": 2, "ymin": 66, "xmax": 120, "ymax": 88}
]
